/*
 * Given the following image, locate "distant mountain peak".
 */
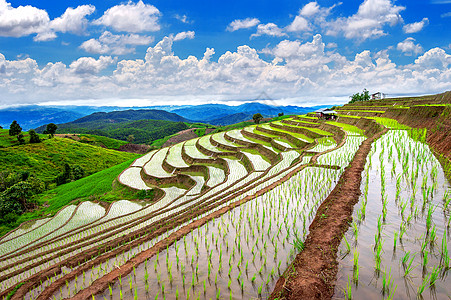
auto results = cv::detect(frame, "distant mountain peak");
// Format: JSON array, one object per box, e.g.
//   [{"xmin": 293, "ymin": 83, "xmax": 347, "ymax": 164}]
[{"xmin": 254, "ymin": 91, "xmax": 273, "ymax": 101}]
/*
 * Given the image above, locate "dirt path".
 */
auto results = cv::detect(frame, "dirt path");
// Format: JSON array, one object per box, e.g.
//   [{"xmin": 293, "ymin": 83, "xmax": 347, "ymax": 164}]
[{"xmin": 269, "ymin": 128, "xmax": 388, "ymax": 300}]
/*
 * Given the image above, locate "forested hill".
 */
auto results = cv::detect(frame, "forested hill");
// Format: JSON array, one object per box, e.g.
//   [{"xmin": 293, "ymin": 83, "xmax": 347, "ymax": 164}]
[
  {"xmin": 35, "ymin": 109, "xmax": 190, "ymax": 145},
  {"xmin": 69, "ymin": 109, "xmax": 188, "ymax": 123}
]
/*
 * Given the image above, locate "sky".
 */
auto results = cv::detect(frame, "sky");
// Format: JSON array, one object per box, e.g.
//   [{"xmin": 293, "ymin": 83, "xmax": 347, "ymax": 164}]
[{"xmin": 0, "ymin": 0, "xmax": 450, "ymax": 108}]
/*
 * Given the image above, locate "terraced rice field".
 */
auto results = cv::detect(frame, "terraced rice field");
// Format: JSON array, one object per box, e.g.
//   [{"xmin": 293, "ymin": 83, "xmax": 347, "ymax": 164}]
[
  {"xmin": 334, "ymin": 130, "xmax": 451, "ymax": 300},
  {"xmin": 0, "ymin": 111, "xmax": 449, "ymax": 300}
]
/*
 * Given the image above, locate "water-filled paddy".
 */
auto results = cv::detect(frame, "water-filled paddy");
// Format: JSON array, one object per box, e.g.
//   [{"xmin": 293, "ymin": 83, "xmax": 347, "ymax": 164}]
[
  {"xmin": 98, "ymin": 167, "xmax": 341, "ymax": 300},
  {"xmin": 334, "ymin": 130, "xmax": 451, "ymax": 299}
]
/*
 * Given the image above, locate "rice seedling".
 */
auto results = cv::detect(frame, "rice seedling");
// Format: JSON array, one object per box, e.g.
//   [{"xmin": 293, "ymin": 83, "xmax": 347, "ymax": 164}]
[
  {"xmin": 417, "ymin": 274, "xmax": 430, "ymax": 296},
  {"xmin": 353, "ymin": 251, "xmax": 359, "ymax": 284},
  {"xmin": 429, "ymin": 266, "xmax": 441, "ymax": 286},
  {"xmin": 344, "ymin": 275, "xmax": 352, "ymax": 300},
  {"xmin": 440, "ymin": 234, "xmax": 449, "ymax": 269}
]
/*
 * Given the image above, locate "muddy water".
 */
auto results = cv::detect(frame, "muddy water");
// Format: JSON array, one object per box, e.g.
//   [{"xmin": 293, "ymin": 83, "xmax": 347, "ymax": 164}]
[
  {"xmin": 334, "ymin": 130, "xmax": 451, "ymax": 300},
  {"xmin": 97, "ymin": 167, "xmax": 341, "ymax": 300}
]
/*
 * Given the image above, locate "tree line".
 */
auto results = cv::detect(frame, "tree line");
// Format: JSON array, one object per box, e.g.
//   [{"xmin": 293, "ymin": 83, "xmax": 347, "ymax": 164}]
[{"xmin": 7, "ymin": 121, "xmax": 57, "ymax": 144}]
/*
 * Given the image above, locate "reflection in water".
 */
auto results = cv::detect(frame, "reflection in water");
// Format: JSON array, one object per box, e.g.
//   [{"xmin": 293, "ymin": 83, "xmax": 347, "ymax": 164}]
[{"xmin": 334, "ymin": 130, "xmax": 451, "ymax": 300}]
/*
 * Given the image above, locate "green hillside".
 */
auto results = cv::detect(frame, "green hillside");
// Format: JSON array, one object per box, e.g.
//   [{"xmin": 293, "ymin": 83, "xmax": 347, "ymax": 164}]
[
  {"xmin": 0, "ymin": 132, "xmax": 139, "ymax": 184},
  {"xmin": 56, "ymin": 133, "xmax": 129, "ymax": 149},
  {"xmin": 37, "ymin": 119, "xmax": 189, "ymax": 144},
  {"xmin": 0, "ymin": 157, "xmax": 146, "ymax": 236},
  {"xmin": 0, "ymin": 129, "xmax": 48, "ymax": 148}
]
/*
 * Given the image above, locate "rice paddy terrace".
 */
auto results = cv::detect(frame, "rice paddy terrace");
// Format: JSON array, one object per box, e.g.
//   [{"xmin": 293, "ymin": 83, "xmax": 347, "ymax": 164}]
[{"xmin": 1, "ymin": 92, "xmax": 450, "ymax": 300}]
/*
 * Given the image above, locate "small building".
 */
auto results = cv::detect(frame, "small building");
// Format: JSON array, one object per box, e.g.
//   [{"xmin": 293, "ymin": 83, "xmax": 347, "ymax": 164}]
[
  {"xmin": 314, "ymin": 108, "xmax": 337, "ymax": 120},
  {"xmin": 371, "ymin": 92, "xmax": 385, "ymax": 100}
]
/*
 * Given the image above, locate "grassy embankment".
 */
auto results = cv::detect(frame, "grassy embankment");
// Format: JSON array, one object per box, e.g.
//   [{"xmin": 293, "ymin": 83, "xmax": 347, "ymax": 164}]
[
  {"xmin": 0, "ymin": 130, "xmax": 142, "ymax": 236},
  {"xmin": 0, "ymin": 130, "xmax": 138, "ymax": 183}
]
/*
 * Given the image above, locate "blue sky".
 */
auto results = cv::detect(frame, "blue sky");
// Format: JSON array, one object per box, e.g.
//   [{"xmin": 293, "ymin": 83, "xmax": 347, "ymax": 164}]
[{"xmin": 0, "ymin": 0, "xmax": 450, "ymax": 107}]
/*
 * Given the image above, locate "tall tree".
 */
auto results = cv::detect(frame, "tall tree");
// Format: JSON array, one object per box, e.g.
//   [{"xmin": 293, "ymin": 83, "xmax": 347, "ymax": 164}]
[
  {"xmin": 28, "ymin": 130, "xmax": 41, "ymax": 143},
  {"xmin": 253, "ymin": 113, "xmax": 263, "ymax": 124},
  {"xmin": 44, "ymin": 123, "xmax": 58, "ymax": 137},
  {"xmin": 349, "ymin": 89, "xmax": 370, "ymax": 104},
  {"xmin": 8, "ymin": 121, "xmax": 21, "ymax": 136}
]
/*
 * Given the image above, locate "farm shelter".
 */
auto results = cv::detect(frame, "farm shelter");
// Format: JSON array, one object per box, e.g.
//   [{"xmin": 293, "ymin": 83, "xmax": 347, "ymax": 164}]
[{"xmin": 315, "ymin": 108, "xmax": 337, "ymax": 120}]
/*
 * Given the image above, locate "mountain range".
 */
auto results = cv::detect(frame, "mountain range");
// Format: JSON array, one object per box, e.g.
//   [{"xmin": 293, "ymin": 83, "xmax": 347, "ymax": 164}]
[{"xmin": 0, "ymin": 102, "xmax": 330, "ymax": 129}]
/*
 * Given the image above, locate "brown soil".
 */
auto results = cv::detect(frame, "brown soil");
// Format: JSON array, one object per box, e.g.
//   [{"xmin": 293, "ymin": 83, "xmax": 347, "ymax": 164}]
[
  {"xmin": 269, "ymin": 128, "xmax": 388, "ymax": 300},
  {"xmin": 162, "ymin": 128, "xmax": 198, "ymax": 147},
  {"xmin": 55, "ymin": 133, "xmax": 81, "ymax": 140},
  {"xmin": 117, "ymin": 143, "xmax": 151, "ymax": 154}
]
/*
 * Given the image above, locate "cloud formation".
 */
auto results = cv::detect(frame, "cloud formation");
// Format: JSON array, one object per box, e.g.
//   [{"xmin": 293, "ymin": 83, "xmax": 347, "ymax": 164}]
[
  {"xmin": 326, "ymin": 0, "xmax": 404, "ymax": 40},
  {"xmin": 173, "ymin": 31, "xmax": 195, "ymax": 41},
  {"xmin": 251, "ymin": 23, "xmax": 287, "ymax": 38},
  {"xmin": 93, "ymin": 1, "xmax": 160, "ymax": 33},
  {"xmin": 69, "ymin": 56, "xmax": 116, "ymax": 74},
  {"xmin": 0, "ymin": 1, "xmax": 96, "ymax": 41},
  {"xmin": 397, "ymin": 37, "xmax": 423, "ymax": 55},
  {"xmin": 0, "ymin": 34, "xmax": 449, "ymax": 107},
  {"xmin": 227, "ymin": 18, "xmax": 260, "ymax": 31},
  {"xmin": 80, "ymin": 31, "xmax": 153, "ymax": 55},
  {"xmin": 403, "ymin": 18, "xmax": 429, "ymax": 33},
  {"xmin": 35, "ymin": 5, "xmax": 96, "ymax": 41},
  {"xmin": 0, "ymin": 0, "xmax": 49, "ymax": 37}
]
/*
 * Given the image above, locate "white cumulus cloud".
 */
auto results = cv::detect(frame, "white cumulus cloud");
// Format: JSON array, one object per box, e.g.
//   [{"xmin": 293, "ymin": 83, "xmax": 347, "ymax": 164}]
[
  {"xmin": 403, "ymin": 18, "xmax": 429, "ymax": 33},
  {"xmin": 397, "ymin": 37, "xmax": 423, "ymax": 56},
  {"xmin": 50, "ymin": 5, "xmax": 95, "ymax": 34},
  {"xmin": 414, "ymin": 47, "xmax": 451, "ymax": 70},
  {"xmin": 251, "ymin": 23, "xmax": 287, "ymax": 38},
  {"xmin": 69, "ymin": 56, "xmax": 116, "ymax": 74},
  {"xmin": 173, "ymin": 31, "xmax": 195, "ymax": 41},
  {"xmin": 300, "ymin": 2, "xmax": 321, "ymax": 17},
  {"xmin": 80, "ymin": 31, "xmax": 154, "ymax": 55},
  {"xmin": 226, "ymin": 18, "xmax": 260, "ymax": 31},
  {"xmin": 326, "ymin": 0, "xmax": 405, "ymax": 40},
  {"xmin": 35, "ymin": 5, "xmax": 96, "ymax": 41},
  {"xmin": 0, "ymin": 35, "xmax": 450, "ymax": 107},
  {"xmin": 0, "ymin": 0, "xmax": 49, "ymax": 37},
  {"xmin": 93, "ymin": 1, "xmax": 160, "ymax": 33},
  {"xmin": 286, "ymin": 15, "xmax": 310, "ymax": 32}
]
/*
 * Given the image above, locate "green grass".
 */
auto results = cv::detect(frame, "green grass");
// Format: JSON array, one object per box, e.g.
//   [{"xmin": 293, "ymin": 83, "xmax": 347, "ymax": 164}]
[
  {"xmin": 260, "ymin": 124, "xmax": 314, "ymax": 143},
  {"xmin": 286, "ymin": 118, "xmax": 318, "ymax": 125},
  {"xmin": 412, "ymin": 104, "xmax": 451, "ymax": 107},
  {"xmin": 367, "ymin": 117, "xmax": 411, "ymax": 129},
  {"xmin": 240, "ymin": 148, "xmax": 272, "ymax": 164},
  {"xmin": 297, "ymin": 114, "xmax": 317, "ymax": 120},
  {"xmin": 186, "ymin": 122, "xmax": 215, "ymax": 129},
  {"xmin": 326, "ymin": 121, "xmax": 365, "ymax": 136},
  {"xmin": 0, "ymin": 129, "xmax": 48, "ymax": 148},
  {"xmin": 74, "ymin": 134, "xmax": 129, "ymax": 149},
  {"xmin": 337, "ymin": 114, "xmax": 361, "ymax": 119},
  {"xmin": 195, "ymin": 128, "xmax": 206, "ymax": 137},
  {"xmin": 0, "ymin": 157, "xmax": 146, "ymax": 237},
  {"xmin": 0, "ymin": 136, "xmax": 138, "ymax": 184},
  {"xmin": 338, "ymin": 109, "xmax": 386, "ymax": 113},
  {"xmin": 38, "ymin": 158, "xmax": 138, "ymax": 211}
]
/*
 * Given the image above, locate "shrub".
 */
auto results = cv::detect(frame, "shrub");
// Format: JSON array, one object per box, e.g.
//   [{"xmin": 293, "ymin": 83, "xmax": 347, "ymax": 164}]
[{"xmin": 29, "ymin": 130, "xmax": 41, "ymax": 143}]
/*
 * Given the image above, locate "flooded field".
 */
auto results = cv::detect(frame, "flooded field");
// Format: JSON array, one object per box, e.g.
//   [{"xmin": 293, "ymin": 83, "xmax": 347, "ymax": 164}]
[
  {"xmin": 334, "ymin": 130, "xmax": 451, "ymax": 299},
  {"xmin": 98, "ymin": 167, "xmax": 341, "ymax": 300}
]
